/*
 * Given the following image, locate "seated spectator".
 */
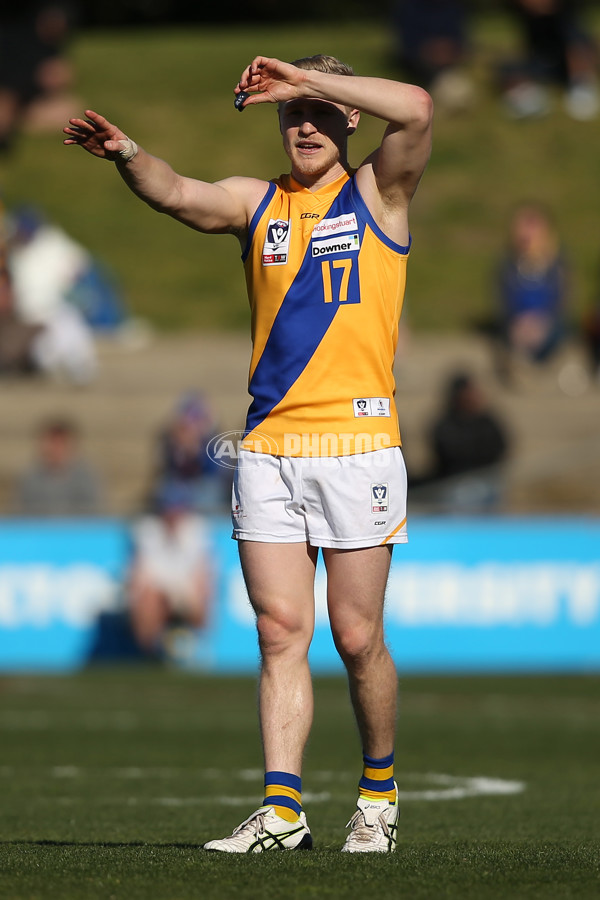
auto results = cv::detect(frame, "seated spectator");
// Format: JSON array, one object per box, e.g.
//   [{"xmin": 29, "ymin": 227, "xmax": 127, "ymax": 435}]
[
  {"xmin": 15, "ymin": 416, "xmax": 103, "ymax": 516},
  {"xmin": 7, "ymin": 205, "xmax": 98, "ymax": 384},
  {"xmin": 0, "ymin": 266, "xmax": 39, "ymax": 375},
  {"xmin": 0, "ymin": 4, "xmax": 78, "ymax": 153},
  {"xmin": 390, "ymin": 0, "xmax": 475, "ymax": 113},
  {"xmin": 499, "ymin": 0, "xmax": 599, "ymax": 120},
  {"xmin": 149, "ymin": 391, "xmax": 229, "ymax": 516},
  {"xmin": 485, "ymin": 202, "xmax": 570, "ymax": 382},
  {"xmin": 410, "ymin": 371, "xmax": 510, "ymax": 513},
  {"xmin": 126, "ymin": 482, "xmax": 213, "ymax": 658},
  {"xmin": 582, "ymin": 299, "xmax": 600, "ymax": 384}
]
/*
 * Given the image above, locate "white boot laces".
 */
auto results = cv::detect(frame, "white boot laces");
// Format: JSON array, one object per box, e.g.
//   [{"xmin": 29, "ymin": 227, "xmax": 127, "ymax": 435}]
[
  {"xmin": 232, "ymin": 810, "xmax": 266, "ymax": 839},
  {"xmin": 346, "ymin": 808, "xmax": 390, "ymax": 843}
]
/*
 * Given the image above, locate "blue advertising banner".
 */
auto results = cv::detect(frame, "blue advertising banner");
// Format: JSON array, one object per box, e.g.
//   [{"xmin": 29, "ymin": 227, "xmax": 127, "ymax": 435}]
[
  {"xmin": 0, "ymin": 520, "xmax": 129, "ymax": 671},
  {"xmin": 0, "ymin": 517, "xmax": 598, "ymax": 673}
]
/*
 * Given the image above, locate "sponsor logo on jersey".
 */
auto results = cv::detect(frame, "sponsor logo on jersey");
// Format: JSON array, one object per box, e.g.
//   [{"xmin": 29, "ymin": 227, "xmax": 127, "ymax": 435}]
[
  {"xmin": 301, "ymin": 212, "xmax": 320, "ymax": 219},
  {"xmin": 371, "ymin": 483, "xmax": 389, "ymax": 513},
  {"xmin": 262, "ymin": 218, "xmax": 291, "ymax": 265},
  {"xmin": 311, "ymin": 233, "xmax": 360, "ymax": 257},
  {"xmin": 312, "ymin": 212, "xmax": 358, "ymax": 236},
  {"xmin": 262, "ymin": 253, "xmax": 288, "ymax": 264},
  {"xmin": 353, "ymin": 398, "xmax": 391, "ymax": 418}
]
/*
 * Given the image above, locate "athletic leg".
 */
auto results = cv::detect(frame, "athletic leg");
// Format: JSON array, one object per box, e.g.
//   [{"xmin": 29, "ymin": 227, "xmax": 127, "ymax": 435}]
[
  {"xmin": 238, "ymin": 539, "xmax": 318, "ymax": 774},
  {"xmin": 203, "ymin": 539, "xmax": 317, "ymax": 852},
  {"xmin": 324, "ymin": 544, "xmax": 397, "ymax": 757},
  {"xmin": 324, "ymin": 544, "xmax": 400, "ymax": 852}
]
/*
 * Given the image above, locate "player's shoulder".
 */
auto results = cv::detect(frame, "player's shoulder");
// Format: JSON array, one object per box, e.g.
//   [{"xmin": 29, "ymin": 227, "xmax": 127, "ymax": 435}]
[
  {"xmin": 216, "ymin": 175, "xmax": 271, "ymax": 203},
  {"xmin": 215, "ymin": 175, "xmax": 273, "ymax": 222}
]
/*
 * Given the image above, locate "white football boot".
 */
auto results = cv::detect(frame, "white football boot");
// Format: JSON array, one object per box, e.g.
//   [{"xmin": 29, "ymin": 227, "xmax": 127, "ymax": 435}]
[
  {"xmin": 341, "ymin": 787, "xmax": 399, "ymax": 853},
  {"xmin": 203, "ymin": 806, "xmax": 313, "ymax": 853}
]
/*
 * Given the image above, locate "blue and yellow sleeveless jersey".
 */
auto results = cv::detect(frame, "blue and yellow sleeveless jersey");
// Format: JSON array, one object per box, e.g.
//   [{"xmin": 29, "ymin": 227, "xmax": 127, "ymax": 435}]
[{"xmin": 240, "ymin": 170, "xmax": 410, "ymax": 457}]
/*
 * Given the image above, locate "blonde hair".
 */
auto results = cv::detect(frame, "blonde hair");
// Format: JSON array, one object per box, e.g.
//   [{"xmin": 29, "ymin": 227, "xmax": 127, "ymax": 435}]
[{"xmin": 291, "ymin": 55, "xmax": 354, "ymax": 77}]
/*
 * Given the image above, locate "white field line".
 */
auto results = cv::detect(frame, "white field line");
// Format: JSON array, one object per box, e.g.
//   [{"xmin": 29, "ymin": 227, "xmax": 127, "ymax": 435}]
[{"xmin": 0, "ymin": 766, "xmax": 525, "ymax": 802}]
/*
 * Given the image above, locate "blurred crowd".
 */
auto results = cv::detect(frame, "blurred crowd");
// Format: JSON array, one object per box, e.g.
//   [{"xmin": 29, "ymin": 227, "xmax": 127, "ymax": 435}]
[
  {"xmin": 473, "ymin": 200, "xmax": 600, "ymax": 389},
  {"xmin": 0, "ymin": 2, "xmax": 598, "ymax": 156},
  {"xmin": 390, "ymin": 0, "xmax": 599, "ymax": 120},
  {"xmin": 10, "ymin": 391, "xmax": 230, "ymax": 520},
  {"xmin": 0, "ymin": 3, "xmax": 80, "ymax": 154},
  {"xmin": 0, "ymin": 199, "xmax": 149, "ymax": 385},
  {"xmin": 7, "ymin": 390, "xmax": 230, "ymax": 661}
]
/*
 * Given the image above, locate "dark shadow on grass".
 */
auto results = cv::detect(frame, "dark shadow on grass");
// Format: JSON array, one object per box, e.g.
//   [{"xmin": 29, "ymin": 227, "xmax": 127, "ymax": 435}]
[{"xmin": 0, "ymin": 839, "xmax": 202, "ymax": 849}]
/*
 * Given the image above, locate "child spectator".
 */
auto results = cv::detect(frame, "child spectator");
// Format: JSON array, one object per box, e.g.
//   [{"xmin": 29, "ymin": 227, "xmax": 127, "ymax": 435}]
[
  {"xmin": 149, "ymin": 391, "xmax": 229, "ymax": 515},
  {"xmin": 15, "ymin": 416, "xmax": 104, "ymax": 516},
  {"xmin": 489, "ymin": 202, "xmax": 570, "ymax": 382}
]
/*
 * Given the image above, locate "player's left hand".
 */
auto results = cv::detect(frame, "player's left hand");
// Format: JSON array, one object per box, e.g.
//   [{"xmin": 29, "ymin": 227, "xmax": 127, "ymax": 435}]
[{"xmin": 234, "ymin": 56, "xmax": 306, "ymax": 108}]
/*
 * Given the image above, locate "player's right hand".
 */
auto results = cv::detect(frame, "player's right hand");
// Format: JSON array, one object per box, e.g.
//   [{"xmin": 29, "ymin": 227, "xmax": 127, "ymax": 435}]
[
  {"xmin": 235, "ymin": 57, "xmax": 307, "ymax": 107},
  {"xmin": 63, "ymin": 110, "xmax": 130, "ymax": 160}
]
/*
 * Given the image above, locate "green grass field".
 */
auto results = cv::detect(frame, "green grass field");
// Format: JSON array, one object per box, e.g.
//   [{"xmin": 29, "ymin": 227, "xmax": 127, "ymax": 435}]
[
  {"xmin": 1, "ymin": 14, "xmax": 600, "ymax": 333},
  {"xmin": 1, "ymin": 668, "xmax": 598, "ymax": 898}
]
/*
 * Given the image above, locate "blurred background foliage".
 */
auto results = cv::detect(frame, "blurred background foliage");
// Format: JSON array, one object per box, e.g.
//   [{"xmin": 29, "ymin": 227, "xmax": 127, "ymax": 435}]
[
  {"xmin": 1, "ymin": 6, "xmax": 599, "ymax": 333},
  {"xmin": 56, "ymin": 0, "xmax": 594, "ymax": 27}
]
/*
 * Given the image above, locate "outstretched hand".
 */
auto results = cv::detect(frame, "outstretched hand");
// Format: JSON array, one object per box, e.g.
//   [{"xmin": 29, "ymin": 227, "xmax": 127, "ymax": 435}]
[
  {"xmin": 63, "ymin": 110, "xmax": 130, "ymax": 160},
  {"xmin": 235, "ymin": 57, "xmax": 307, "ymax": 108}
]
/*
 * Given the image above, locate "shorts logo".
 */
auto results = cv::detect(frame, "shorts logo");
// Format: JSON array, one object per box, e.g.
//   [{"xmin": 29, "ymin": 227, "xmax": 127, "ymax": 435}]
[
  {"xmin": 263, "ymin": 219, "xmax": 291, "ymax": 265},
  {"xmin": 372, "ymin": 483, "xmax": 389, "ymax": 513},
  {"xmin": 312, "ymin": 233, "xmax": 360, "ymax": 257},
  {"xmin": 353, "ymin": 398, "xmax": 391, "ymax": 417}
]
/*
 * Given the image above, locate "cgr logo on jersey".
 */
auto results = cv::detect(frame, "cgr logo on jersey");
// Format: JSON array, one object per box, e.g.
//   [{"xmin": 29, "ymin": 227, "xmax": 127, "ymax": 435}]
[
  {"xmin": 262, "ymin": 218, "xmax": 291, "ymax": 266},
  {"xmin": 371, "ymin": 483, "xmax": 389, "ymax": 513},
  {"xmin": 312, "ymin": 233, "xmax": 360, "ymax": 257}
]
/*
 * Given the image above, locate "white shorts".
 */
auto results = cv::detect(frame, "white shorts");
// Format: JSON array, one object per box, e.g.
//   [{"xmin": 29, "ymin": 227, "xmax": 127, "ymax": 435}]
[{"xmin": 232, "ymin": 447, "xmax": 408, "ymax": 549}]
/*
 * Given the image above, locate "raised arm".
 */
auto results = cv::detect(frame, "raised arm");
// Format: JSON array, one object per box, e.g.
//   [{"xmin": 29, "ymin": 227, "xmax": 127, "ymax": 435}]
[
  {"xmin": 236, "ymin": 57, "xmax": 433, "ymax": 214},
  {"xmin": 63, "ymin": 110, "xmax": 266, "ymax": 236}
]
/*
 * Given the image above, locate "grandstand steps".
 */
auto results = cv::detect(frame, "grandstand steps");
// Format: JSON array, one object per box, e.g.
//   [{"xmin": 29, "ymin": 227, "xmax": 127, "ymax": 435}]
[{"xmin": 0, "ymin": 331, "xmax": 598, "ymax": 516}]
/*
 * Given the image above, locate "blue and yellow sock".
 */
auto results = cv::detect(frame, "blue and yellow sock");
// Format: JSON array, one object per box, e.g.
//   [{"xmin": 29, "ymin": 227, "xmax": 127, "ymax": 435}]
[
  {"xmin": 358, "ymin": 751, "xmax": 397, "ymax": 803},
  {"xmin": 263, "ymin": 771, "xmax": 302, "ymax": 823}
]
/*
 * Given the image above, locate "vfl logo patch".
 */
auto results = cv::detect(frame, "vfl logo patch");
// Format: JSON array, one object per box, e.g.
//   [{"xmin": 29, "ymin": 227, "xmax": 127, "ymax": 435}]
[
  {"xmin": 353, "ymin": 398, "xmax": 391, "ymax": 417},
  {"xmin": 312, "ymin": 233, "xmax": 360, "ymax": 257},
  {"xmin": 263, "ymin": 218, "xmax": 291, "ymax": 266},
  {"xmin": 372, "ymin": 483, "xmax": 389, "ymax": 514}
]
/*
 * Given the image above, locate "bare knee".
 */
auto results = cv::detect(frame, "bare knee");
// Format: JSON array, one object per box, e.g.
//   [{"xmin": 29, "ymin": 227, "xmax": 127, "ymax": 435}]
[
  {"xmin": 331, "ymin": 619, "xmax": 383, "ymax": 670},
  {"xmin": 256, "ymin": 608, "xmax": 312, "ymax": 661}
]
